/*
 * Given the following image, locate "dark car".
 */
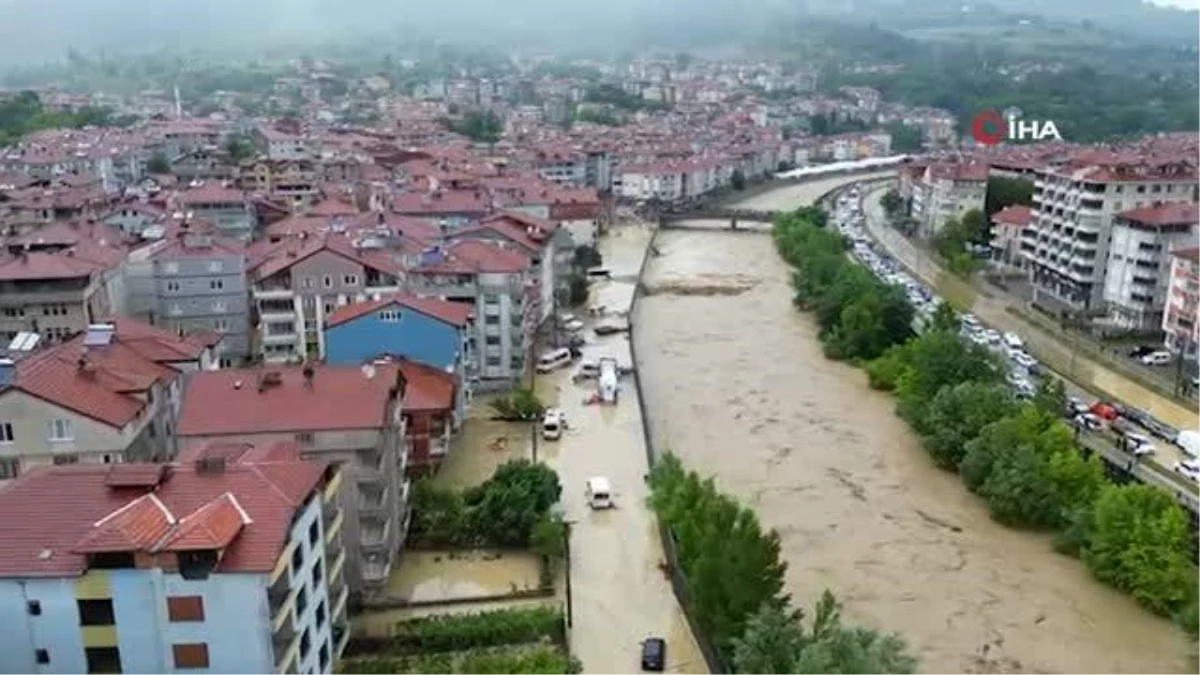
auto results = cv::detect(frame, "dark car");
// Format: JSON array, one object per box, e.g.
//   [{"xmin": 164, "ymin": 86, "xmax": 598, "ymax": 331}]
[
  {"xmin": 641, "ymin": 637, "xmax": 666, "ymax": 672},
  {"xmin": 1128, "ymin": 345, "xmax": 1158, "ymax": 358}
]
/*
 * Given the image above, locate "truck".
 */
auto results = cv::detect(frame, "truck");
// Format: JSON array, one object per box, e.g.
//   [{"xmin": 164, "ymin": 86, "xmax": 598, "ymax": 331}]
[{"xmin": 598, "ymin": 357, "xmax": 619, "ymax": 404}]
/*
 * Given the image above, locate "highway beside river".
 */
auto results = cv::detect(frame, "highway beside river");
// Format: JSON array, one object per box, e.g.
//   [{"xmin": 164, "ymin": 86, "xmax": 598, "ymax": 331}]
[{"xmin": 630, "ymin": 176, "xmax": 1193, "ymax": 673}]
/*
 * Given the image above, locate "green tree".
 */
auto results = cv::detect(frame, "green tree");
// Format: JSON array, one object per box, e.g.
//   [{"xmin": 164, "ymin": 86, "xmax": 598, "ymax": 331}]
[
  {"xmin": 224, "ymin": 135, "xmax": 256, "ymax": 161},
  {"xmin": 984, "ymin": 176, "xmax": 1035, "ymax": 217},
  {"xmin": 927, "ymin": 302, "xmax": 959, "ymax": 333},
  {"xmin": 1032, "ymin": 377, "xmax": 1067, "ymax": 418},
  {"xmin": 572, "ymin": 245, "xmax": 603, "ymax": 270},
  {"xmin": 732, "ymin": 603, "xmax": 807, "ymax": 674},
  {"xmin": 467, "ymin": 460, "xmax": 562, "ymax": 548},
  {"xmin": 565, "ymin": 273, "xmax": 589, "ymax": 307},
  {"xmin": 489, "ymin": 387, "xmax": 546, "ymax": 421},
  {"xmin": 921, "ymin": 382, "xmax": 1017, "ymax": 469},
  {"xmin": 146, "ymin": 153, "xmax": 171, "ymax": 174},
  {"xmin": 880, "ymin": 189, "xmax": 904, "ymax": 217},
  {"xmin": 883, "ymin": 121, "xmax": 923, "ymax": 153},
  {"xmin": 1083, "ymin": 484, "xmax": 1198, "ymax": 615},
  {"xmin": 731, "ymin": 169, "xmax": 747, "ymax": 191},
  {"xmin": 530, "ymin": 512, "xmax": 567, "ymax": 559},
  {"xmin": 894, "ymin": 330, "xmax": 1001, "ymax": 430}
]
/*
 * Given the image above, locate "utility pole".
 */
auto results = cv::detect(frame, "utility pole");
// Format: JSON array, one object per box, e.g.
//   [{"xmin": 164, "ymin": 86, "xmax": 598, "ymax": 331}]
[{"xmin": 562, "ymin": 520, "xmax": 574, "ymax": 628}]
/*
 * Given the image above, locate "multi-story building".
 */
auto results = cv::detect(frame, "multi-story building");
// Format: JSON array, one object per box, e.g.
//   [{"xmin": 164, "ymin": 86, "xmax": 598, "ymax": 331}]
[
  {"xmin": 176, "ymin": 363, "xmax": 410, "ymax": 597},
  {"xmin": 0, "ymin": 449, "xmax": 350, "ymax": 674},
  {"xmin": 176, "ymin": 184, "xmax": 256, "ymax": 241},
  {"xmin": 0, "ymin": 249, "xmax": 122, "ymax": 345},
  {"xmin": 0, "ymin": 320, "xmax": 219, "ymax": 477},
  {"xmin": 238, "ymin": 159, "xmax": 320, "ymax": 210},
  {"xmin": 1021, "ymin": 158, "xmax": 1198, "ymax": 314},
  {"xmin": 910, "ymin": 162, "xmax": 988, "ymax": 237},
  {"xmin": 1102, "ymin": 203, "xmax": 1199, "ymax": 332},
  {"xmin": 148, "ymin": 225, "xmax": 250, "ymax": 366},
  {"xmin": 1163, "ymin": 246, "xmax": 1199, "ymax": 362},
  {"xmin": 254, "ymin": 126, "xmax": 319, "ymax": 162},
  {"xmin": 990, "ymin": 204, "xmax": 1033, "ymax": 268},
  {"xmin": 534, "ymin": 146, "xmax": 588, "ymax": 186}
]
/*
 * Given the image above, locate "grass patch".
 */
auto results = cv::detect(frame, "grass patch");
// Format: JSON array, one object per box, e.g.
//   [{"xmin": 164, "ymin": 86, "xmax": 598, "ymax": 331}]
[{"xmin": 340, "ymin": 644, "xmax": 580, "ymax": 674}]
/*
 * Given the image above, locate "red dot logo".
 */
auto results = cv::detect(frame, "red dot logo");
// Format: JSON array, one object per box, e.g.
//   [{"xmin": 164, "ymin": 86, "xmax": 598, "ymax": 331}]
[{"xmin": 971, "ymin": 110, "xmax": 1005, "ymax": 145}]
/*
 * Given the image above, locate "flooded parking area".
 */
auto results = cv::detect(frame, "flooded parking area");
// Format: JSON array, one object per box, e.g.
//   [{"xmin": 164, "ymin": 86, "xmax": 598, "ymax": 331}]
[
  {"xmin": 384, "ymin": 549, "xmax": 544, "ymax": 603},
  {"xmin": 631, "ymin": 178, "xmax": 1192, "ymax": 673},
  {"xmin": 534, "ymin": 222, "xmax": 707, "ymax": 674},
  {"xmin": 434, "ymin": 393, "xmax": 532, "ymax": 488}
]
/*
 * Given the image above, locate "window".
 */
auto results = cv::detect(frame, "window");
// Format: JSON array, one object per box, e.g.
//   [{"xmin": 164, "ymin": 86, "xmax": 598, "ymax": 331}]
[
  {"xmin": 296, "ymin": 585, "xmax": 308, "ymax": 615},
  {"xmin": 299, "ymin": 628, "xmax": 311, "ymax": 658},
  {"xmin": 167, "ymin": 596, "xmax": 205, "ymax": 622},
  {"xmin": 214, "ymin": 319, "xmax": 229, "ymax": 333},
  {"xmin": 212, "ymin": 301, "xmax": 227, "ymax": 313},
  {"xmin": 166, "ymin": 281, "xmax": 180, "ymax": 292},
  {"xmin": 303, "ymin": 277, "xmax": 314, "ymax": 289},
  {"xmin": 84, "ymin": 647, "xmax": 121, "ymax": 674},
  {"xmin": 343, "ymin": 274, "xmax": 359, "ymax": 285},
  {"xmin": 486, "ymin": 356, "xmax": 501, "ymax": 367},
  {"xmin": 319, "ymin": 644, "xmax": 330, "ymax": 671},
  {"xmin": 324, "ymin": 302, "xmax": 336, "ymax": 315},
  {"xmin": 0, "ymin": 422, "xmax": 12, "ymax": 443},
  {"xmin": 49, "ymin": 419, "xmax": 73, "ymax": 442},
  {"xmin": 322, "ymin": 275, "xmax": 333, "ymax": 288},
  {"xmin": 164, "ymin": 262, "xmax": 179, "ymax": 275},
  {"xmin": 209, "ymin": 280, "xmax": 224, "ymax": 290},
  {"xmin": 291, "ymin": 544, "xmax": 304, "ymax": 572},
  {"xmin": 308, "ymin": 520, "xmax": 320, "ymax": 547},
  {"xmin": 169, "ymin": 303, "xmax": 182, "ymax": 316},
  {"xmin": 77, "ymin": 599, "xmax": 115, "ymax": 626},
  {"xmin": 101, "ymin": 453, "xmax": 123, "ymax": 465},
  {"xmin": 379, "ymin": 310, "xmax": 400, "ymax": 322},
  {"xmin": 315, "ymin": 599, "xmax": 326, "ymax": 628},
  {"xmin": 52, "ymin": 454, "xmax": 78, "ymax": 465},
  {"xmin": 485, "ymin": 336, "xmax": 501, "ymax": 345},
  {"xmin": 35, "ymin": 649, "xmax": 49, "ymax": 665},
  {"xmin": 485, "ymin": 315, "xmax": 500, "ymax": 325},
  {"xmin": 0, "ymin": 458, "xmax": 18, "ymax": 480},
  {"xmin": 27, "ymin": 600, "xmax": 41, "ymax": 616},
  {"xmin": 208, "ymin": 261, "xmax": 223, "ymax": 273},
  {"xmin": 312, "ymin": 559, "xmax": 323, "ymax": 588},
  {"xmin": 172, "ymin": 643, "xmax": 209, "ymax": 669}
]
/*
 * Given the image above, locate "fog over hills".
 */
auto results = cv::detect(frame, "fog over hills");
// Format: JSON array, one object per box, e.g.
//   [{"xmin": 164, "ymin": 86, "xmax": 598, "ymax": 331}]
[{"xmin": 0, "ymin": 0, "xmax": 1194, "ymax": 65}]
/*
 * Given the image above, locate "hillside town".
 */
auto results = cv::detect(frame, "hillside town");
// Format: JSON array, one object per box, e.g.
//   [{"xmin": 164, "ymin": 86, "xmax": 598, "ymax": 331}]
[{"xmin": 0, "ymin": 49, "xmax": 1197, "ymax": 675}]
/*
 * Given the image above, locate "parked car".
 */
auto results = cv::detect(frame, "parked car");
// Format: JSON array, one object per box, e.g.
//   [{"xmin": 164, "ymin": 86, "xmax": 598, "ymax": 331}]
[
  {"xmin": 1127, "ymin": 345, "xmax": 1159, "ymax": 358},
  {"xmin": 641, "ymin": 637, "xmax": 666, "ymax": 672},
  {"xmin": 1173, "ymin": 459, "xmax": 1200, "ymax": 482},
  {"xmin": 1074, "ymin": 413, "xmax": 1104, "ymax": 431},
  {"xmin": 1089, "ymin": 402, "xmax": 1120, "ymax": 421},
  {"xmin": 1140, "ymin": 350, "xmax": 1172, "ymax": 366}
]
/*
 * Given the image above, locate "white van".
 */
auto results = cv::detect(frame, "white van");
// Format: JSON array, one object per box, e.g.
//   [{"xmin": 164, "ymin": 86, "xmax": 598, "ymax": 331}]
[
  {"xmin": 536, "ymin": 348, "xmax": 573, "ymax": 374},
  {"xmin": 542, "ymin": 408, "xmax": 566, "ymax": 440},
  {"xmin": 586, "ymin": 477, "xmax": 613, "ymax": 509},
  {"xmin": 1003, "ymin": 332, "xmax": 1024, "ymax": 351}
]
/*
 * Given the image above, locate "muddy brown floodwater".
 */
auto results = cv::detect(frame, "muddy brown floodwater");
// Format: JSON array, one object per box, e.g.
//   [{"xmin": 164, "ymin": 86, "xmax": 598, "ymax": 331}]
[{"xmin": 631, "ymin": 178, "xmax": 1193, "ymax": 674}]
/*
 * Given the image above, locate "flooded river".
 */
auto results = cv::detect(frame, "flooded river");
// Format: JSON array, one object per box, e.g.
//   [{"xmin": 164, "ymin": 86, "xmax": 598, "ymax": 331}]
[{"xmin": 631, "ymin": 178, "xmax": 1193, "ymax": 673}]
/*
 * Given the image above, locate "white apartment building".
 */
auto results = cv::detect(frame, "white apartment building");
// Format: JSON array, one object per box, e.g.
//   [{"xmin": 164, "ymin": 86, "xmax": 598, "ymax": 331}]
[
  {"xmin": 1021, "ymin": 159, "xmax": 1199, "ymax": 314},
  {"xmin": 1163, "ymin": 246, "xmax": 1199, "ymax": 362},
  {"xmin": 1102, "ymin": 203, "xmax": 1199, "ymax": 331},
  {"xmin": 910, "ymin": 162, "xmax": 988, "ymax": 237}
]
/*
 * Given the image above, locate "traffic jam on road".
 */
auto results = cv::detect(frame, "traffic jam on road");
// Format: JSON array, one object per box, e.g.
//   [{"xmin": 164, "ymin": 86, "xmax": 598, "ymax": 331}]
[{"xmin": 831, "ymin": 185, "xmax": 1200, "ymax": 487}]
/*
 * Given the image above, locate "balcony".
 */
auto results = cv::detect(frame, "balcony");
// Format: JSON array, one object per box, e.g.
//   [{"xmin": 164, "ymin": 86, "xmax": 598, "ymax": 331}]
[
  {"xmin": 356, "ymin": 448, "xmax": 386, "ymax": 483},
  {"xmin": 268, "ymin": 576, "xmax": 300, "ymax": 635},
  {"xmin": 359, "ymin": 485, "xmax": 390, "ymax": 515},
  {"xmin": 360, "ymin": 516, "xmax": 391, "ymax": 551},
  {"xmin": 333, "ymin": 623, "xmax": 351, "ymax": 659},
  {"xmin": 327, "ymin": 547, "xmax": 347, "ymax": 586},
  {"xmin": 262, "ymin": 331, "xmax": 298, "ymax": 344},
  {"xmin": 272, "ymin": 620, "xmax": 299, "ymax": 672},
  {"xmin": 255, "ymin": 283, "xmax": 294, "ymax": 300},
  {"xmin": 325, "ymin": 508, "xmax": 345, "ymax": 545},
  {"xmin": 362, "ymin": 554, "xmax": 392, "ymax": 585},
  {"xmin": 275, "ymin": 630, "xmax": 301, "ymax": 675},
  {"xmin": 331, "ymin": 583, "xmax": 350, "ymax": 625},
  {"xmin": 323, "ymin": 468, "xmax": 343, "ymax": 504},
  {"xmin": 429, "ymin": 428, "xmax": 451, "ymax": 458}
]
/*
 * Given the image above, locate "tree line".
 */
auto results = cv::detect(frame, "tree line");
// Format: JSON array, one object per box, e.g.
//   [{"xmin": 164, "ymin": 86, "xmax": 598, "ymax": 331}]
[
  {"xmin": 0, "ymin": 91, "xmax": 124, "ymax": 146},
  {"xmin": 773, "ymin": 208, "xmax": 1199, "ymax": 634},
  {"xmin": 649, "ymin": 453, "xmax": 917, "ymax": 673}
]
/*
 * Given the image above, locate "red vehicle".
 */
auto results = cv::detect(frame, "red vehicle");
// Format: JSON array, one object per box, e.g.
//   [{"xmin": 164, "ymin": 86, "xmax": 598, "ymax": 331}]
[{"xmin": 1090, "ymin": 402, "xmax": 1119, "ymax": 421}]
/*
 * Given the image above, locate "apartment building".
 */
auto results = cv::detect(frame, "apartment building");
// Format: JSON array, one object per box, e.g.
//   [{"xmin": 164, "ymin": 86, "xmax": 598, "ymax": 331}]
[
  {"xmin": 238, "ymin": 159, "xmax": 320, "ymax": 210},
  {"xmin": 1021, "ymin": 158, "xmax": 1198, "ymax": 314},
  {"xmin": 148, "ymin": 225, "xmax": 251, "ymax": 366},
  {"xmin": 534, "ymin": 147, "xmax": 588, "ymax": 186},
  {"xmin": 0, "ymin": 320, "xmax": 220, "ymax": 478},
  {"xmin": 0, "ymin": 249, "xmax": 120, "ymax": 345},
  {"xmin": 176, "ymin": 184, "xmax": 256, "ymax": 241},
  {"xmin": 1102, "ymin": 203, "xmax": 1199, "ymax": 331},
  {"xmin": 910, "ymin": 162, "xmax": 988, "ymax": 237},
  {"xmin": 0, "ymin": 451, "xmax": 349, "ymax": 674},
  {"xmin": 176, "ymin": 363, "xmax": 409, "ymax": 596},
  {"xmin": 254, "ymin": 126, "xmax": 320, "ymax": 162},
  {"xmin": 1163, "ymin": 247, "xmax": 1199, "ymax": 362},
  {"xmin": 990, "ymin": 204, "xmax": 1033, "ymax": 268}
]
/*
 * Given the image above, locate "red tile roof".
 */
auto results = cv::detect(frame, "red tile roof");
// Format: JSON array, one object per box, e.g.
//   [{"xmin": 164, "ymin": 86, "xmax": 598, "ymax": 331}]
[
  {"xmin": 73, "ymin": 494, "xmax": 176, "ymax": 553},
  {"xmin": 1171, "ymin": 247, "xmax": 1200, "ymax": 263},
  {"xmin": 0, "ymin": 459, "xmax": 326, "ymax": 577},
  {"xmin": 398, "ymin": 359, "xmax": 456, "ymax": 412},
  {"xmin": 177, "ymin": 363, "xmax": 403, "ymax": 436},
  {"xmin": 0, "ymin": 250, "xmax": 102, "ymax": 281},
  {"xmin": 1117, "ymin": 202, "xmax": 1200, "ymax": 227},
  {"xmin": 325, "ymin": 294, "xmax": 472, "ymax": 328},
  {"xmin": 991, "ymin": 204, "xmax": 1034, "ymax": 227}
]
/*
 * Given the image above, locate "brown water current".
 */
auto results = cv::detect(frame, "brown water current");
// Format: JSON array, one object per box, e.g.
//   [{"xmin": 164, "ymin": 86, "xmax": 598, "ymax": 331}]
[{"xmin": 630, "ymin": 179, "xmax": 1193, "ymax": 673}]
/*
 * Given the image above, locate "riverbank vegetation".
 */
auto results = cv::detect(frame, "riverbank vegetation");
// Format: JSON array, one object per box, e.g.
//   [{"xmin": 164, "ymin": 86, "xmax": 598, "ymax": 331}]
[
  {"xmin": 772, "ymin": 206, "xmax": 1199, "ymax": 631},
  {"xmin": 649, "ymin": 453, "xmax": 917, "ymax": 673},
  {"xmin": 410, "ymin": 460, "xmax": 562, "ymax": 549},
  {"xmin": 774, "ymin": 208, "xmax": 914, "ymax": 362}
]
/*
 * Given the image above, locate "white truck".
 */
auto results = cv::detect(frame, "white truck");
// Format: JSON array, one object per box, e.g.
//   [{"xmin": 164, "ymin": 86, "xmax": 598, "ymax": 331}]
[
  {"xmin": 598, "ymin": 357, "xmax": 619, "ymax": 404},
  {"xmin": 542, "ymin": 408, "xmax": 567, "ymax": 440}
]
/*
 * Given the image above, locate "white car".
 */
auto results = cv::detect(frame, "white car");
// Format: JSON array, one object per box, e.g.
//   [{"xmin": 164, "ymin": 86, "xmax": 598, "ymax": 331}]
[
  {"xmin": 1140, "ymin": 350, "xmax": 1172, "ymax": 366},
  {"xmin": 1124, "ymin": 433, "xmax": 1156, "ymax": 456},
  {"xmin": 1173, "ymin": 459, "xmax": 1200, "ymax": 482},
  {"xmin": 1013, "ymin": 352, "xmax": 1038, "ymax": 370}
]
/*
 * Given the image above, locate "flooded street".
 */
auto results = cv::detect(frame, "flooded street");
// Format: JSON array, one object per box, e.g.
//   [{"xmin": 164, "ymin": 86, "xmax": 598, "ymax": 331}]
[
  {"xmin": 631, "ymin": 179, "xmax": 1192, "ymax": 673},
  {"xmin": 534, "ymin": 222, "xmax": 706, "ymax": 675}
]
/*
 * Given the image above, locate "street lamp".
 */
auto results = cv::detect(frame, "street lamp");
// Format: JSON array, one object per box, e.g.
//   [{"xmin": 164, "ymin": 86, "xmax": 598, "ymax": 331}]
[{"xmin": 552, "ymin": 505, "xmax": 576, "ymax": 628}]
